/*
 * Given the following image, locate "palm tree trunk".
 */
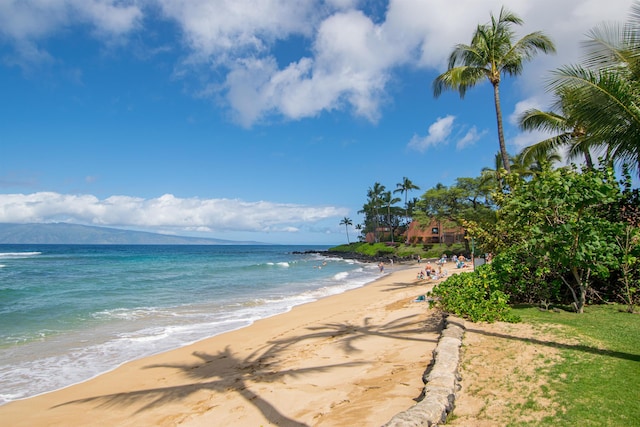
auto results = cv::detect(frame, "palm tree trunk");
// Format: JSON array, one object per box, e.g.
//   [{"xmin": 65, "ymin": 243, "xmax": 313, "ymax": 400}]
[
  {"xmin": 404, "ymin": 193, "xmax": 408, "ymax": 223},
  {"xmin": 584, "ymin": 151, "xmax": 594, "ymax": 169},
  {"xmin": 493, "ymin": 82, "xmax": 511, "ymax": 173},
  {"xmin": 387, "ymin": 207, "xmax": 394, "ymax": 243}
]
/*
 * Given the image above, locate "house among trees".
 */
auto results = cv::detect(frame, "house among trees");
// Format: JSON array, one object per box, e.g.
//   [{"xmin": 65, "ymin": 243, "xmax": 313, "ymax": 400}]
[
  {"xmin": 364, "ymin": 219, "xmax": 465, "ymax": 244},
  {"xmin": 404, "ymin": 219, "xmax": 465, "ymax": 244}
]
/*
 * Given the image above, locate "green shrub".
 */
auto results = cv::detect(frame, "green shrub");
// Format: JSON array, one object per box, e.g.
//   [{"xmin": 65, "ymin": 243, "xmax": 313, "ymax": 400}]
[
  {"xmin": 358, "ymin": 243, "xmax": 395, "ymax": 257},
  {"xmin": 328, "ymin": 242, "xmax": 395, "ymax": 257},
  {"xmin": 428, "ymin": 264, "xmax": 520, "ymax": 323},
  {"xmin": 490, "ymin": 247, "xmax": 560, "ymax": 305},
  {"xmin": 329, "ymin": 243, "xmax": 361, "ymax": 253}
]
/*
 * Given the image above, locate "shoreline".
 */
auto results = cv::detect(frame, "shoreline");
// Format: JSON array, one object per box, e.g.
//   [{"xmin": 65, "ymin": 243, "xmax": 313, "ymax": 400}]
[
  {"xmin": 0, "ymin": 246, "xmax": 382, "ymax": 406},
  {"xmin": 0, "ymin": 262, "xmax": 453, "ymax": 426}
]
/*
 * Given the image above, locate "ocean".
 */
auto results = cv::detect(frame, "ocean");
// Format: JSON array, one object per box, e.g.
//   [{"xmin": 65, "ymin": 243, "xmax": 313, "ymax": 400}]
[{"xmin": 0, "ymin": 244, "xmax": 383, "ymax": 405}]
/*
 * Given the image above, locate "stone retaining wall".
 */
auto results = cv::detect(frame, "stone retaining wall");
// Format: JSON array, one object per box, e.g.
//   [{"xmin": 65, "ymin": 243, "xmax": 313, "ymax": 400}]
[{"xmin": 384, "ymin": 315, "xmax": 465, "ymax": 427}]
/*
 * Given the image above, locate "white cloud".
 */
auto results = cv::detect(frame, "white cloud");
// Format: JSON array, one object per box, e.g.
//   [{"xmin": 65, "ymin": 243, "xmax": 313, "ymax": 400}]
[
  {"xmin": 408, "ymin": 115, "xmax": 455, "ymax": 152},
  {"xmin": 509, "ymin": 97, "xmax": 546, "ymax": 127},
  {"xmin": 0, "ymin": 0, "xmax": 635, "ymax": 124},
  {"xmin": 168, "ymin": 0, "xmax": 634, "ymax": 126},
  {"xmin": 156, "ymin": 0, "xmax": 317, "ymax": 64},
  {"xmin": 0, "ymin": 0, "xmax": 142, "ymax": 42},
  {"xmin": 456, "ymin": 126, "xmax": 485, "ymax": 151},
  {"xmin": 511, "ymin": 129, "xmax": 551, "ymax": 153},
  {"xmin": 0, "ymin": 192, "xmax": 348, "ymax": 234},
  {"xmin": 0, "ymin": 0, "xmax": 142, "ymax": 69}
]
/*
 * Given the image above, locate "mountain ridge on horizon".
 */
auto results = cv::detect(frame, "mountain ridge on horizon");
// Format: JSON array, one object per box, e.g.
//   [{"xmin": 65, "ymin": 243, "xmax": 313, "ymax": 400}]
[{"xmin": 0, "ymin": 223, "xmax": 266, "ymax": 245}]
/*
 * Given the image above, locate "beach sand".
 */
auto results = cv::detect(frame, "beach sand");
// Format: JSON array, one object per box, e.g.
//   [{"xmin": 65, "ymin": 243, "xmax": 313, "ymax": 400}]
[{"xmin": 0, "ymin": 263, "xmax": 454, "ymax": 427}]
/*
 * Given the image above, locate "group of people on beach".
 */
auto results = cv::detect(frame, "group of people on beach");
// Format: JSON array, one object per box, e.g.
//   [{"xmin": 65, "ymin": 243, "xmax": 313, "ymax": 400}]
[
  {"xmin": 416, "ymin": 262, "xmax": 446, "ymax": 280},
  {"xmin": 434, "ymin": 253, "xmax": 470, "ymax": 269}
]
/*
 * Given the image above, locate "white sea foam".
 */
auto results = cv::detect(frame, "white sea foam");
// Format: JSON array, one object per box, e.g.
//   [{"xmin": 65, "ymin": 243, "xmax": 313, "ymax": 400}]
[
  {"xmin": 333, "ymin": 271, "xmax": 349, "ymax": 280},
  {"xmin": 0, "ymin": 252, "xmax": 42, "ymax": 258},
  {"xmin": 92, "ymin": 307, "xmax": 169, "ymax": 321}
]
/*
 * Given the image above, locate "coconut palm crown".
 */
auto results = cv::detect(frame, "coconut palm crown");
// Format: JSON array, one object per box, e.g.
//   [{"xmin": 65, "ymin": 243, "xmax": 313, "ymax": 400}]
[
  {"xmin": 547, "ymin": 1, "xmax": 640, "ymax": 174},
  {"xmin": 433, "ymin": 6, "xmax": 556, "ymax": 173}
]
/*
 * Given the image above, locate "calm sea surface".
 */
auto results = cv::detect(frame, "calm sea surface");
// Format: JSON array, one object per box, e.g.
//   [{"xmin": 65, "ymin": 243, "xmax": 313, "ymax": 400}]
[{"xmin": 0, "ymin": 244, "xmax": 382, "ymax": 404}]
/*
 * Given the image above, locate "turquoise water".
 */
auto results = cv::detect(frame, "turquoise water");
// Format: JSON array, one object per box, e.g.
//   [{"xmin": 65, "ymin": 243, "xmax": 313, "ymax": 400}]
[{"xmin": 0, "ymin": 244, "xmax": 382, "ymax": 404}]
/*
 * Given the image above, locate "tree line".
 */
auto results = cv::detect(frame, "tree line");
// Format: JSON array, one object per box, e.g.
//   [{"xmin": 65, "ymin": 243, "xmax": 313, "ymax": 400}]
[{"xmin": 346, "ymin": 3, "xmax": 640, "ymax": 317}]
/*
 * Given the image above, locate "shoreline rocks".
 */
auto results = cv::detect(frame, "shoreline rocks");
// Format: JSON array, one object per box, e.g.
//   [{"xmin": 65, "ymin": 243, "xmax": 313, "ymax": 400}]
[{"xmin": 293, "ymin": 249, "xmax": 416, "ymax": 264}]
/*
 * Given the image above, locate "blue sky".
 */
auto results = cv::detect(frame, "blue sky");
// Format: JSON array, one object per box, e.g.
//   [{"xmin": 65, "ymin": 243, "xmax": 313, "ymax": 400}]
[{"xmin": 0, "ymin": 0, "xmax": 634, "ymax": 244}]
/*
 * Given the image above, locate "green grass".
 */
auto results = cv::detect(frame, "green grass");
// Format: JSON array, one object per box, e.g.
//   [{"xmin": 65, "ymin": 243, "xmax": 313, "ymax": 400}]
[{"xmin": 514, "ymin": 305, "xmax": 640, "ymax": 426}]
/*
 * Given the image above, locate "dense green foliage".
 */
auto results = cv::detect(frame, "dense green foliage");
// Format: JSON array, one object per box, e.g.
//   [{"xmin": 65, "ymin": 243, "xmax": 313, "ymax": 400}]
[
  {"xmin": 428, "ymin": 264, "xmax": 520, "ymax": 323},
  {"xmin": 395, "ymin": 242, "xmax": 466, "ymax": 259},
  {"xmin": 426, "ymin": 165, "xmax": 639, "ymax": 320},
  {"xmin": 329, "ymin": 242, "xmax": 395, "ymax": 258},
  {"xmin": 517, "ymin": 305, "xmax": 640, "ymax": 424},
  {"xmin": 329, "ymin": 242, "xmax": 466, "ymax": 260}
]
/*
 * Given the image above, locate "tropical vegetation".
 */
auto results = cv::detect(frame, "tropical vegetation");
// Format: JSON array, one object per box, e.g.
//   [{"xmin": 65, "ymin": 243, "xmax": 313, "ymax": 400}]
[
  {"xmin": 340, "ymin": 4, "xmax": 640, "ymax": 322},
  {"xmin": 432, "ymin": 4, "xmax": 640, "ymax": 320}
]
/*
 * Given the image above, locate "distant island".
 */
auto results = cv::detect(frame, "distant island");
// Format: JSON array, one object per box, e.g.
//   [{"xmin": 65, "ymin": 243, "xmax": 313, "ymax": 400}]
[{"xmin": 0, "ymin": 223, "xmax": 264, "ymax": 245}]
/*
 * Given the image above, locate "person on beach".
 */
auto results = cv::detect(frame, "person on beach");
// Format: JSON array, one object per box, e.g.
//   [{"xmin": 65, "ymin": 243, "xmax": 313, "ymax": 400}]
[{"xmin": 378, "ymin": 261, "xmax": 384, "ymax": 273}]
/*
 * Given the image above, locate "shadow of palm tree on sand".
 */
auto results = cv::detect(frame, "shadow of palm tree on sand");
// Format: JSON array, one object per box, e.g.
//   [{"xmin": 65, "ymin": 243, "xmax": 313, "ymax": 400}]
[{"xmin": 53, "ymin": 309, "xmax": 443, "ymax": 426}]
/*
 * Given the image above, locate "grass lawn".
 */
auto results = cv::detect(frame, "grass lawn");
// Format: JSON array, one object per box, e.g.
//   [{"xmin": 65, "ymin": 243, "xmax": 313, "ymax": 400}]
[{"xmin": 516, "ymin": 304, "xmax": 640, "ymax": 426}]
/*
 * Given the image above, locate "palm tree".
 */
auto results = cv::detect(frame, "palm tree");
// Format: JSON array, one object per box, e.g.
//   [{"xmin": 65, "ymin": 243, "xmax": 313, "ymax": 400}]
[
  {"xmin": 354, "ymin": 223, "xmax": 363, "ymax": 242},
  {"xmin": 406, "ymin": 197, "xmax": 420, "ymax": 219},
  {"xmin": 339, "ymin": 217, "xmax": 353, "ymax": 244},
  {"xmin": 382, "ymin": 191, "xmax": 401, "ymax": 243},
  {"xmin": 481, "ymin": 151, "xmax": 509, "ymax": 189},
  {"xmin": 518, "ymin": 86, "xmax": 596, "ymax": 169},
  {"xmin": 547, "ymin": 1, "xmax": 640, "ymax": 174},
  {"xmin": 510, "ymin": 150, "xmax": 562, "ymax": 179},
  {"xmin": 433, "ymin": 6, "xmax": 556, "ymax": 173},
  {"xmin": 365, "ymin": 182, "xmax": 386, "ymax": 242},
  {"xmin": 394, "ymin": 177, "xmax": 420, "ymax": 223}
]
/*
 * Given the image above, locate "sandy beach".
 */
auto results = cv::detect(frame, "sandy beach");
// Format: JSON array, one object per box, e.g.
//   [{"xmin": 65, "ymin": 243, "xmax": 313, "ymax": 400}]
[{"xmin": 0, "ymin": 262, "xmax": 451, "ymax": 426}]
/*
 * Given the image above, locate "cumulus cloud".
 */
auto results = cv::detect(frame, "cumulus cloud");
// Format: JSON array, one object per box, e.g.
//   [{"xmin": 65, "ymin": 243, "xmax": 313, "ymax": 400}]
[
  {"xmin": 408, "ymin": 115, "xmax": 487, "ymax": 152},
  {"xmin": 156, "ymin": 0, "xmax": 318, "ymax": 63},
  {"xmin": 0, "ymin": 192, "xmax": 348, "ymax": 234},
  {"xmin": 408, "ymin": 115, "xmax": 455, "ymax": 152},
  {"xmin": 456, "ymin": 126, "xmax": 485, "ymax": 151},
  {"xmin": 156, "ymin": 0, "xmax": 635, "ymax": 126},
  {"xmin": 0, "ymin": 0, "xmax": 142, "ymax": 43},
  {"xmin": 0, "ymin": 0, "xmax": 142, "ymax": 69},
  {"xmin": 0, "ymin": 0, "xmax": 634, "ymax": 124}
]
